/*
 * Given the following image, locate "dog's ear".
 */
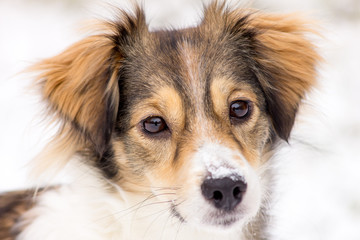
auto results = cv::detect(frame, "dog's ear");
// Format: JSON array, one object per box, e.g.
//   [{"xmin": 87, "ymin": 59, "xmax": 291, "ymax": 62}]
[
  {"xmin": 36, "ymin": 35, "xmax": 119, "ymax": 156},
  {"xmin": 33, "ymin": 8, "xmax": 147, "ymax": 158},
  {"xmin": 228, "ymin": 11, "xmax": 321, "ymax": 141},
  {"xmin": 252, "ymin": 14, "xmax": 320, "ymax": 140}
]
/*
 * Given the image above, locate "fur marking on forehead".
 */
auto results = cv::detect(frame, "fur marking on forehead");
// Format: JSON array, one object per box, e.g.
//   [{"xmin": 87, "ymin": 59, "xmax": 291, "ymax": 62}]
[
  {"xmin": 180, "ymin": 40, "xmax": 213, "ymax": 135},
  {"xmin": 196, "ymin": 142, "xmax": 246, "ymax": 182},
  {"xmin": 180, "ymin": 41, "xmax": 203, "ymax": 103}
]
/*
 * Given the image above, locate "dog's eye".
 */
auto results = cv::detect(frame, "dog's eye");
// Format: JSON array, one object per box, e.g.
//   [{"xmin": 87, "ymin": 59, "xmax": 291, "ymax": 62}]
[
  {"xmin": 229, "ymin": 100, "xmax": 250, "ymax": 119},
  {"xmin": 143, "ymin": 116, "xmax": 168, "ymax": 134}
]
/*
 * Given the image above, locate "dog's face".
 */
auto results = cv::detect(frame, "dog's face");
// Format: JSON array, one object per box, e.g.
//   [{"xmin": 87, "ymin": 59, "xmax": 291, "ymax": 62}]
[
  {"xmin": 117, "ymin": 35, "xmax": 269, "ymax": 227},
  {"xmin": 115, "ymin": 28, "xmax": 273, "ymax": 227},
  {"xmin": 34, "ymin": 3, "xmax": 319, "ymax": 230}
]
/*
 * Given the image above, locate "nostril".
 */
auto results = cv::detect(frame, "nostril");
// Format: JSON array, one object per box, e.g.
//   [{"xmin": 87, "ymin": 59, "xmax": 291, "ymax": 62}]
[
  {"xmin": 233, "ymin": 186, "xmax": 241, "ymax": 199},
  {"xmin": 233, "ymin": 180, "xmax": 247, "ymax": 200},
  {"xmin": 213, "ymin": 190, "xmax": 223, "ymax": 202}
]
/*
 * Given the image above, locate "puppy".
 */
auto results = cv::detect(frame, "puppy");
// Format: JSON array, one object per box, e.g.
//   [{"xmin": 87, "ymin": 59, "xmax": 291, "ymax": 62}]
[{"xmin": 0, "ymin": 2, "xmax": 320, "ymax": 240}]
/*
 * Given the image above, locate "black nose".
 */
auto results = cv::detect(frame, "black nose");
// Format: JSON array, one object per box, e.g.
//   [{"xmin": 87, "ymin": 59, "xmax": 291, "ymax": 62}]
[{"xmin": 201, "ymin": 177, "xmax": 247, "ymax": 211}]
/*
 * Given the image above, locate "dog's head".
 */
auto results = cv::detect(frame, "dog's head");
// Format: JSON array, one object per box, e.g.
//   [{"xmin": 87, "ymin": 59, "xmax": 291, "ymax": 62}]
[{"xmin": 33, "ymin": 3, "xmax": 319, "ymax": 230}]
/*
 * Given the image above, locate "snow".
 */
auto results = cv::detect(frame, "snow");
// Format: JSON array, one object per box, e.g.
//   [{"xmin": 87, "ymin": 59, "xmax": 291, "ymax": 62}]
[
  {"xmin": 197, "ymin": 143, "xmax": 246, "ymax": 182},
  {"xmin": 1, "ymin": 0, "xmax": 359, "ymax": 239}
]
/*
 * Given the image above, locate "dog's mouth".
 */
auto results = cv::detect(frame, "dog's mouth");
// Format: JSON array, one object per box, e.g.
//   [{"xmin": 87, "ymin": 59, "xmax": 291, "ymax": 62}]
[
  {"xmin": 205, "ymin": 210, "xmax": 243, "ymax": 227},
  {"xmin": 171, "ymin": 204, "xmax": 242, "ymax": 228}
]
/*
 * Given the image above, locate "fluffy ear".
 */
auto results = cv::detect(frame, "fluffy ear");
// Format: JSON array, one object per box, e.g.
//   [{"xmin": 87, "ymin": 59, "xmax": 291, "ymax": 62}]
[
  {"xmin": 205, "ymin": 3, "xmax": 321, "ymax": 141},
  {"xmin": 34, "ymin": 34, "xmax": 120, "ymax": 158},
  {"xmin": 247, "ymin": 13, "xmax": 321, "ymax": 140},
  {"xmin": 33, "ymin": 7, "xmax": 147, "ymax": 161}
]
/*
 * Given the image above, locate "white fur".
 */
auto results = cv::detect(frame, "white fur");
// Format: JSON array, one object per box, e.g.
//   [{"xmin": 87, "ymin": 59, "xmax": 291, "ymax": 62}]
[
  {"xmin": 174, "ymin": 142, "xmax": 262, "ymax": 230},
  {"xmin": 16, "ymin": 143, "xmax": 263, "ymax": 240}
]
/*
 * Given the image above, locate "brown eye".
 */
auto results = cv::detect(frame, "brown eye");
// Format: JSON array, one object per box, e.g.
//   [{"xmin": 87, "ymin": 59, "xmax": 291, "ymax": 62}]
[
  {"xmin": 143, "ymin": 116, "xmax": 167, "ymax": 134},
  {"xmin": 229, "ymin": 100, "xmax": 250, "ymax": 119}
]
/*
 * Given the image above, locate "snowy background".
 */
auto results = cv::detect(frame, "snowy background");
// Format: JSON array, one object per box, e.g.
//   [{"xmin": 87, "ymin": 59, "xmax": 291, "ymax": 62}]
[{"xmin": 0, "ymin": 0, "xmax": 359, "ymax": 239}]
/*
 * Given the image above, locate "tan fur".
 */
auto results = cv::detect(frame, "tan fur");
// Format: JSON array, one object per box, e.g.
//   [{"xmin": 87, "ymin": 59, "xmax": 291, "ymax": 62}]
[
  {"xmin": 38, "ymin": 36, "xmax": 118, "ymax": 142},
  {"xmin": 1, "ymin": 3, "xmax": 321, "ymax": 239},
  {"xmin": 251, "ymin": 13, "xmax": 320, "ymax": 95},
  {"xmin": 248, "ymin": 12, "xmax": 321, "ymax": 139},
  {"xmin": 0, "ymin": 189, "xmax": 47, "ymax": 240},
  {"xmin": 30, "ymin": 35, "xmax": 120, "ymax": 178},
  {"xmin": 29, "ymin": 4, "xmax": 321, "ymax": 177},
  {"xmin": 29, "ymin": 7, "xmax": 147, "ymax": 178},
  {"xmin": 129, "ymin": 87, "xmax": 185, "ymax": 130},
  {"xmin": 201, "ymin": 4, "xmax": 321, "ymax": 140}
]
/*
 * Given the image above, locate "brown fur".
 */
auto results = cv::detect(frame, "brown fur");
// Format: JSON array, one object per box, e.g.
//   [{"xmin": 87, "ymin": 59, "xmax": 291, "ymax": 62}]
[
  {"xmin": 2, "ymin": 2, "xmax": 321, "ymax": 239},
  {"xmin": 248, "ymin": 13, "xmax": 320, "ymax": 140},
  {"xmin": 0, "ymin": 190, "xmax": 43, "ymax": 240}
]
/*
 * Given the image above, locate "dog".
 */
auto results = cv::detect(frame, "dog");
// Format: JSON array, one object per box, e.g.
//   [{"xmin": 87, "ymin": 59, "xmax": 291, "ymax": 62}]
[{"xmin": 0, "ymin": 1, "xmax": 320, "ymax": 239}]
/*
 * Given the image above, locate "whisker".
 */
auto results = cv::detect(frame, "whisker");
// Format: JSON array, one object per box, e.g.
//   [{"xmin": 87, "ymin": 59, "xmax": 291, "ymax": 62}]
[
  {"xmin": 141, "ymin": 206, "xmax": 173, "ymax": 238},
  {"xmin": 112, "ymin": 195, "xmax": 174, "ymax": 219},
  {"xmin": 160, "ymin": 206, "xmax": 174, "ymax": 240},
  {"xmin": 139, "ymin": 199, "xmax": 187, "ymax": 239},
  {"xmin": 91, "ymin": 192, "xmax": 176, "ymax": 225},
  {"xmin": 110, "ymin": 180, "xmax": 181, "ymax": 191},
  {"xmin": 174, "ymin": 219, "xmax": 184, "ymax": 240},
  {"xmin": 132, "ymin": 200, "xmax": 173, "ymax": 221},
  {"xmin": 144, "ymin": 202, "xmax": 172, "ymax": 218},
  {"xmin": 130, "ymin": 193, "xmax": 175, "ymax": 231},
  {"xmin": 130, "ymin": 192, "xmax": 176, "ymax": 219}
]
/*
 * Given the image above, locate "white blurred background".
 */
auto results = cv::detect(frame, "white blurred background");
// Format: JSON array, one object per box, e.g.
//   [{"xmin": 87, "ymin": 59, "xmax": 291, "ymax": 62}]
[{"xmin": 0, "ymin": 0, "xmax": 359, "ymax": 239}]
